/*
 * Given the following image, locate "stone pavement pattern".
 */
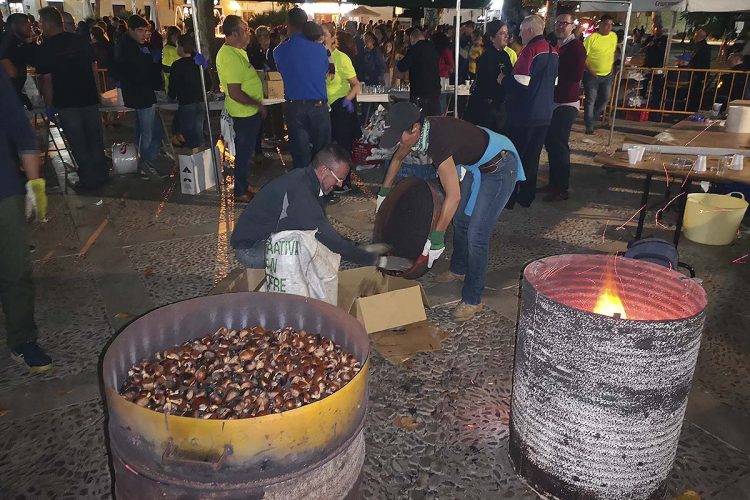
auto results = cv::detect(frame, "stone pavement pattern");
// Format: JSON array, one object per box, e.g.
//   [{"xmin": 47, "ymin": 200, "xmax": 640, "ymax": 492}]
[{"xmin": 0, "ymin": 117, "xmax": 749, "ymax": 498}]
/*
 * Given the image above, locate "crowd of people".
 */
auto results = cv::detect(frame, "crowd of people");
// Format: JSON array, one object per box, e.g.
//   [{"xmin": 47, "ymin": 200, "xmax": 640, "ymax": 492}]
[{"xmin": 2, "ymin": 6, "xmax": 749, "ymax": 368}]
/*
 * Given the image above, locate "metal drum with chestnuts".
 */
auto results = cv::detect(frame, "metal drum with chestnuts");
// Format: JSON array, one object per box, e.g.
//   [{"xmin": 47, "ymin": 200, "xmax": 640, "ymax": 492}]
[{"xmin": 102, "ymin": 292, "xmax": 369, "ymax": 499}]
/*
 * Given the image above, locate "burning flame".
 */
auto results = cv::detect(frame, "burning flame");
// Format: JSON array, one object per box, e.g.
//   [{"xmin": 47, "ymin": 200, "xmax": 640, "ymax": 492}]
[{"xmin": 593, "ymin": 274, "xmax": 627, "ymax": 319}]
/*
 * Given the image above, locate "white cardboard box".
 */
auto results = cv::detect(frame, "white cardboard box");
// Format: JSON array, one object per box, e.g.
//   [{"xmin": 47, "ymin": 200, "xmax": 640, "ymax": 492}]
[{"xmin": 179, "ymin": 148, "xmax": 218, "ymax": 195}]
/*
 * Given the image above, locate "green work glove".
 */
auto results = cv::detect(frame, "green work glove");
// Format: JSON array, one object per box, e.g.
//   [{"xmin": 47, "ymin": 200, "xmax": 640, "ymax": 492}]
[
  {"xmin": 429, "ymin": 230, "xmax": 446, "ymax": 250},
  {"xmin": 376, "ymin": 186, "xmax": 392, "ymax": 213},
  {"xmin": 25, "ymin": 178, "xmax": 48, "ymax": 222}
]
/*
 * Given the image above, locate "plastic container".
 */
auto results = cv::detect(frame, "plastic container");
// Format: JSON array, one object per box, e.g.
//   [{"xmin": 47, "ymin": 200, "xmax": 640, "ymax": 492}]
[{"xmin": 682, "ymin": 192, "xmax": 748, "ymax": 245}]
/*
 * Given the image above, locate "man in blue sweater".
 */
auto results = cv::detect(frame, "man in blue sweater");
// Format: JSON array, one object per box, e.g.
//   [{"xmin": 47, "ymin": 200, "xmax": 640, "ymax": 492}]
[
  {"xmin": 0, "ymin": 66, "xmax": 53, "ymax": 372},
  {"xmin": 274, "ymin": 8, "xmax": 330, "ymax": 170},
  {"xmin": 231, "ymin": 144, "xmax": 401, "ymax": 270},
  {"xmin": 501, "ymin": 15, "xmax": 558, "ymax": 208}
]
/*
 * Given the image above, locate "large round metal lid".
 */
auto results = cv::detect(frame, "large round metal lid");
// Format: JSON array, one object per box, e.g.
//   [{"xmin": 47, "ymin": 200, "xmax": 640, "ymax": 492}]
[{"xmin": 373, "ymin": 177, "xmax": 443, "ymax": 279}]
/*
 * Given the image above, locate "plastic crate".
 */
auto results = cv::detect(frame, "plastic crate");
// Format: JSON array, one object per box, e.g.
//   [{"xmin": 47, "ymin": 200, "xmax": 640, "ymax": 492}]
[
  {"xmin": 625, "ymin": 109, "xmax": 650, "ymax": 122},
  {"xmin": 351, "ymin": 140, "xmax": 380, "ymax": 165}
]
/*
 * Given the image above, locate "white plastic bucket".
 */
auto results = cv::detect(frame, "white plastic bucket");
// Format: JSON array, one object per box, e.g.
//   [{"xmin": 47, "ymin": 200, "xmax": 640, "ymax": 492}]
[{"xmin": 683, "ymin": 192, "xmax": 748, "ymax": 245}]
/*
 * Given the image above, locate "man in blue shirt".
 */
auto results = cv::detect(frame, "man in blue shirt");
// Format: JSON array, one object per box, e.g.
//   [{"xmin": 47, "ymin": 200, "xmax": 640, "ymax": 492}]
[{"xmin": 274, "ymin": 8, "xmax": 330, "ymax": 169}]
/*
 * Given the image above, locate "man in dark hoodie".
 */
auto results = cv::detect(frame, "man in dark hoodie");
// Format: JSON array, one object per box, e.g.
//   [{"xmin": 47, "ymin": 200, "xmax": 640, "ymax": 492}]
[{"xmin": 114, "ymin": 15, "xmax": 164, "ymax": 170}]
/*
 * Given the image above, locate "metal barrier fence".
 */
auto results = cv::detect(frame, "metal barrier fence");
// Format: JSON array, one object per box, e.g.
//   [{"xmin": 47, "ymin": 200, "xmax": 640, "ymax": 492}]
[{"xmin": 610, "ymin": 66, "xmax": 750, "ymax": 121}]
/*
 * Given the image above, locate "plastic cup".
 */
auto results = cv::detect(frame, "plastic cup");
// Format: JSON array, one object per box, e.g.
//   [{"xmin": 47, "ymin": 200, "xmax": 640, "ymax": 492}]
[
  {"xmin": 635, "ymin": 146, "xmax": 645, "ymax": 162},
  {"xmin": 627, "ymin": 147, "xmax": 640, "ymax": 164},
  {"xmin": 694, "ymin": 155, "xmax": 707, "ymax": 172},
  {"xmin": 730, "ymin": 154, "xmax": 744, "ymax": 171}
]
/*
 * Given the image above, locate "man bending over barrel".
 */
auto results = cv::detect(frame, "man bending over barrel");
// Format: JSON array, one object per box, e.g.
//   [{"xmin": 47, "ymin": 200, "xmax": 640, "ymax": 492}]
[
  {"xmin": 231, "ymin": 144, "xmax": 408, "ymax": 271},
  {"xmin": 376, "ymin": 103, "xmax": 524, "ymax": 321}
]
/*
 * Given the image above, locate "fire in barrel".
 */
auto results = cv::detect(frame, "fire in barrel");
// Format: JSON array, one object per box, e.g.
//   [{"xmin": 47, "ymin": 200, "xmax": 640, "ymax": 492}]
[
  {"xmin": 509, "ymin": 254, "xmax": 707, "ymax": 500},
  {"xmin": 102, "ymin": 292, "xmax": 369, "ymax": 499}
]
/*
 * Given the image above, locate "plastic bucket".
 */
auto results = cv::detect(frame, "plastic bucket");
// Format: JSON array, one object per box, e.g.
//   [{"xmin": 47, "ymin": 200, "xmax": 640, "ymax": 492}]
[{"xmin": 682, "ymin": 192, "xmax": 748, "ymax": 245}]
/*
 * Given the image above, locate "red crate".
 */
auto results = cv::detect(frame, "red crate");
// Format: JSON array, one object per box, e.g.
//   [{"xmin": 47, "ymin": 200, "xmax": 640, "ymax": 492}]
[
  {"xmin": 625, "ymin": 109, "xmax": 649, "ymax": 122},
  {"xmin": 351, "ymin": 140, "xmax": 380, "ymax": 165}
]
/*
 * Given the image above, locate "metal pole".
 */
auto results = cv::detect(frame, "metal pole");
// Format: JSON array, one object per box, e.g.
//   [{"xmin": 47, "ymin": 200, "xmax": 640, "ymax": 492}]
[
  {"xmin": 664, "ymin": 12, "xmax": 677, "ymax": 68},
  {"xmin": 608, "ymin": 2, "xmax": 632, "ymax": 146},
  {"xmin": 454, "ymin": 0, "xmax": 461, "ymax": 117},
  {"xmin": 192, "ymin": 1, "xmax": 221, "ymax": 188}
]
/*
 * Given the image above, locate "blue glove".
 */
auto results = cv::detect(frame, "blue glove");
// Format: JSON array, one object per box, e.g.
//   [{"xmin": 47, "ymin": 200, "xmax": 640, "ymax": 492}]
[
  {"xmin": 263, "ymin": 64, "xmax": 271, "ymax": 71},
  {"xmin": 342, "ymin": 98, "xmax": 355, "ymax": 113},
  {"xmin": 45, "ymin": 106, "xmax": 57, "ymax": 122},
  {"xmin": 140, "ymin": 46, "xmax": 151, "ymax": 55},
  {"xmin": 193, "ymin": 52, "xmax": 209, "ymax": 69}
]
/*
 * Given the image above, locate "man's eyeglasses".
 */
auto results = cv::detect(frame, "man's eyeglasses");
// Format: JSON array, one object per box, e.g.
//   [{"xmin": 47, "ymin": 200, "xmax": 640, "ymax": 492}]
[
  {"xmin": 555, "ymin": 21, "xmax": 574, "ymax": 26},
  {"xmin": 327, "ymin": 167, "xmax": 344, "ymax": 186}
]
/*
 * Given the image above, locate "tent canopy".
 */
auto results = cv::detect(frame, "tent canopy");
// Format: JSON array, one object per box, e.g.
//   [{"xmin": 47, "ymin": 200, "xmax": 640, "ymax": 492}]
[
  {"xmin": 579, "ymin": 0, "xmax": 747, "ymax": 12},
  {"xmin": 294, "ymin": 0, "xmax": 492, "ymax": 10}
]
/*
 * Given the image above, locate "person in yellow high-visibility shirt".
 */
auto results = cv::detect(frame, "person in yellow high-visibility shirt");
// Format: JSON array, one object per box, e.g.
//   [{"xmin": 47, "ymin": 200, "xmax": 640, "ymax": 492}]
[{"xmin": 582, "ymin": 15, "xmax": 617, "ymax": 134}]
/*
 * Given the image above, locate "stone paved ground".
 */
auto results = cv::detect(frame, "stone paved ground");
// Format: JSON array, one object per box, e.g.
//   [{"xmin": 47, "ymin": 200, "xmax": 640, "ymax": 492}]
[{"xmin": 0, "ymin": 115, "xmax": 749, "ymax": 499}]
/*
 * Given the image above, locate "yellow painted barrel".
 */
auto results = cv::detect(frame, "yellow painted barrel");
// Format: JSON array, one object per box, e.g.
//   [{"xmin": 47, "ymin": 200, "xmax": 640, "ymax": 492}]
[
  {"xmin": 683, "ymin": 192, "xmax": 748, "ymax": 245},
  {"xmin": 102, "ymin": 292, "xmax": 369, "ymax": 499}
]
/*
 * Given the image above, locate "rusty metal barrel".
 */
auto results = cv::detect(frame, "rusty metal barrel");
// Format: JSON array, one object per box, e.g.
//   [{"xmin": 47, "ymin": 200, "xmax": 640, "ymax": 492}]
[
  {"xmin": 509, "ymin": 254, "xmax": 707, "ymax": 500},
  {"xmin": 374, "ymin": 177, "xmax": 444, "ymax": 279},
  {"xmin": 102, "ymin": 292, "xmax": 369, "ymax": 499}
]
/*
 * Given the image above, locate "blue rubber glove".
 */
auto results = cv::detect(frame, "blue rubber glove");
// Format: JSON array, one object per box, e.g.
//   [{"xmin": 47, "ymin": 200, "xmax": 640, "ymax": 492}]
[
  {"xmin": 342, "ymin": 98, "xmax": 355, "ymax": 113},
  {"xmin": 45, "ymin": 106, "xmax": 57, "ymax": 123},
  {"xmin": 140, "ymin": 46, "xmax": 151, "ymax": 55},
  {"xmin": 193, "ymin": 52, "xmax": 209, "ymax": 69}
]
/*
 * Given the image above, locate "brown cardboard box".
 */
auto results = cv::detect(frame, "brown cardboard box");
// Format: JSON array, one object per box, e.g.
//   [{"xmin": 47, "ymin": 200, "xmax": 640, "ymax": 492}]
[
  {"xmin": 212, "ymin": 267, "xmax": 428, "ymax": 334},
  {"xmin": 266, "ymin": 71, "xmax": 285, "ymax": 99},
  {"xmin": 256, "ymin": 70, "xmax": 268, "ymax": 98}
]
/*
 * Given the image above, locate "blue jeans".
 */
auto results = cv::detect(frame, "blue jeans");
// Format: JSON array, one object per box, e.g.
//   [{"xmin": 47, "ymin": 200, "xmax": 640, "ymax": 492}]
[
  {"xmin": 285, "ymin": 101, "xmax": 331, "ymax": 169},
  {"xmin": 231, "ymin": 113, "xmax": 262, "ymax": 196},
  {"xmin": 450, "ymin": 153, "xmax": 518, "ymax": 305},
  {"xmin": 177, "ymin": 102, "xmax": 206, "ymax": 149},
  {"xmin": 135, "ymin": 105, "xmax": 164, "ymax": 162},
  {"xmin": 583, "ymin": 71, "xmax": 613, "ymax": 130},
  {"xmin": 235, "ymin": 240, "xmax": 266, "ymax": 269}
]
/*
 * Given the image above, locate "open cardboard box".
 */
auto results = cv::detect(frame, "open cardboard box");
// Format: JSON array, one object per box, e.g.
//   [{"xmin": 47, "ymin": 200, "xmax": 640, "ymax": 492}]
[{"xmin": 213, "ymin": 267, "xmax": 429, "ymax": 334}]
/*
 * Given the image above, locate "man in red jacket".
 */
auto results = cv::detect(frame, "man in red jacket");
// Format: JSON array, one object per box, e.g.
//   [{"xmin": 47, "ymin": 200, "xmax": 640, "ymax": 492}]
[{"xmin": 541, "ymin": 12, "xmax": 587, "ymax": 202}]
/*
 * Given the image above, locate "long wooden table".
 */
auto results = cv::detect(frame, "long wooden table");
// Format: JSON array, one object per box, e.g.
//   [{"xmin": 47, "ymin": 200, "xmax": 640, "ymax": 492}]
[{"xmin": 594, "ymin": 118, "xmax": 750, "ymax": 245}]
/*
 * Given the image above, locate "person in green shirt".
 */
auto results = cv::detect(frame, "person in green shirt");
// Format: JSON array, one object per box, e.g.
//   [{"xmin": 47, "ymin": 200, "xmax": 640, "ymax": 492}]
[
  {"xmin": 216, "ymin": 15, "xmax": 265, "ymax": 203},
  {"xmin": 162, "ymin": 26, "xmax": 183, "ymax": 145},
  {"xmin": 322, "ymin": 23, "xmax": 361, "ymax": 191},
  {"xmin": 582, "ymin": 15, "xmax": 617, "ymax": 134}
]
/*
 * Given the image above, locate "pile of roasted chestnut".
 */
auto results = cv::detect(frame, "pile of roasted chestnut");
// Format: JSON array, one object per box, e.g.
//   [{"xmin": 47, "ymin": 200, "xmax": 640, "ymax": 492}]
[{"xmin": 119, "ymin": 326, "xmax": 361, "ymax": 419}]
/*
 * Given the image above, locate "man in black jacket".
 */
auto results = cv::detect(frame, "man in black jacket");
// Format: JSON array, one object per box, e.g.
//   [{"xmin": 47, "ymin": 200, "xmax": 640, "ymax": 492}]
[
  {"xmin": 680, "ymin": 27, "xmax": 712, "ymax": 111},
  {"xmin": 36, "ymin": 7, "xmax": 109, "ymax": 191},
  {"xmin": 114, "ymin": 15, "xmax": 163, "ymax": 167},
  {"xmin": 231, "ymin": 144, "xmax": 397, "ymax": 269},
  {"xmin": 397, "ymin": 28, "xmax": 441, "ymax": 117}
]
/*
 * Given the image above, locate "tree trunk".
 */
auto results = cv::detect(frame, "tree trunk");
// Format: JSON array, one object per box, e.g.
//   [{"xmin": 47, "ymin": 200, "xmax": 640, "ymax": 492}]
[
  {"xmin": 544, "ymin": 0, "xmax": 556, "ymax": 35},
  {"xmin": 195, "ymin": 0, "xmax": 216, "ymax": 63},
  {"xmin": 502, "ymin": 0, "xmax": 524, "ymax": 32}
]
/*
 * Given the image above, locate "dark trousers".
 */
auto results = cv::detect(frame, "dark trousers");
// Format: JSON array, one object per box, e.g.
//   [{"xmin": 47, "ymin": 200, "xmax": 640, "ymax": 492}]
[
  {"xmin": 57, "ymin": 105, "xmax": 109, "ymax": 187},
  {"xmin": 0, "ymin": 195, "xmax": 38, "ymax": 349},
  {"xmin": 583, "ymin": 71, "xmax": 613, "ymax": 129},
  {"xmin": 231, "ymin": 113, "xmax": 262, "ymax": 196},
  {"xmin": 465, "ymin": 96, "xmax": 506, "ymax": 133},
  {"xmin": 412, "ymin": 94, "xmax": 441, "ymax": 118},
  {"xmin": 506, "ymin": 124, "xmax": 548, "ymax": 208},
  {"xmin": 544, "ymin": 106, "xmax": 578, "ymax": 192},
  {"xmin": 176, "ymin": 102, "xmax": 206, "ymax": 149},
  {"xmin": 285, "ymin": 101, "xmax": 331, "ymax": 169},
  {"xmin": 330, "ymin": 98, "xmax": 362, "ymax": 187}
]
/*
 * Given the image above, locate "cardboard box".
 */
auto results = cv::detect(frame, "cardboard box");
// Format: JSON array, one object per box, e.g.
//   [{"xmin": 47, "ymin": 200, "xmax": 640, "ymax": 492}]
[
  {"xmin": 265, "ymin": 71, "xmax": 284, "ymax": 99},
  {"xmin": 256, "ymin": 70, "xmax": 268, "ymax": 98},
  {"xmin": 212, "ymin": 267, "xmax": 429, "ymax": 334},
  {"xmin": 179, "ymin": 148, "xmax": 218, "ymax": 195}
]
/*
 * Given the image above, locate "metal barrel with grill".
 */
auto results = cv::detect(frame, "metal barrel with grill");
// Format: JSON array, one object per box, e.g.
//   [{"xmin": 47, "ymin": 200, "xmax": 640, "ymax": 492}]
[
  {"xmin": 102, "ymin": 292, "xmax": 369, "ymax": 499},
  {"xmin": 509, "ymin": 254, "xmax": 707, "ymax": 500}
]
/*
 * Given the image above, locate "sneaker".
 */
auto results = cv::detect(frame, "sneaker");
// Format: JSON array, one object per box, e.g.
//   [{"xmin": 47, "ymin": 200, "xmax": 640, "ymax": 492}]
[
  {"xmin": 585, "ymin": 127, "xmax": 595, "ymax": 135},
  {"xmin": 452, "ymin": 302, "xmax": 484, "ymax": 322},
  {"xmin": 11, "ymin": 342, "xmax": 53, "ymax": 373},
  {"xmin": 435, "ymin": 270, "xmax": 465, "ymax": 283}
]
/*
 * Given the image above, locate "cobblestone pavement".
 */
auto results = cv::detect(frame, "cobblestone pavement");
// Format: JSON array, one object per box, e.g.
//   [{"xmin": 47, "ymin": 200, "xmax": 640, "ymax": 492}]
[{"xmin": 0, "ymin": 116, "xmax": 749, "ymax": 499}]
